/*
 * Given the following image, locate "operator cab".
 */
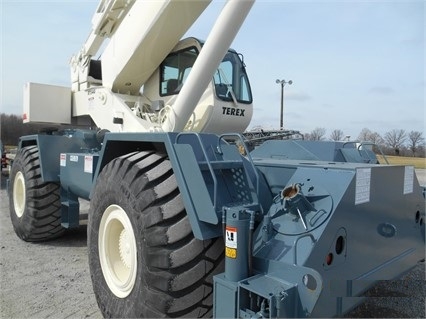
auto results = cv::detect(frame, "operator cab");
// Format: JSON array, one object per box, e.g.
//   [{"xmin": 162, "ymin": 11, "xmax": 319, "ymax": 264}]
[
  {"xmin": 143, "ymin": 38, "xmax": 253, "ymax": 134},
  {"xmin": 160, "ymin": 43, "xmax": 252, "ymax": 104}
]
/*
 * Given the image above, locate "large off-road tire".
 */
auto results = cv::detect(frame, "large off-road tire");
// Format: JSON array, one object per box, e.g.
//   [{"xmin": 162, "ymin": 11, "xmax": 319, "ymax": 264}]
[
  {"xmin": 88, "ymin": 151, "xmax": 224, "ymax": 318},
  {"xmin": 9, "ymin": 145, "xmax": 64, "ymax": 241}
]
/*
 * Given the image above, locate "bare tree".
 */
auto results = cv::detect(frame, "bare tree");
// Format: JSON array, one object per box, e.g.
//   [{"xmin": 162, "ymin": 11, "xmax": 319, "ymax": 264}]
[
  {"xmin": 408, "ymin": 131, "xmax": 424, "ymax": 156},
  {"xmin": 1, "ymin": 113, "xmax": 24, "ymax": 145},
  {"xmin": 305, "ymin": 127, "xmax": 326, "ymax": 141},
  {"xmin": 330, "ymin": 129, "xmax": 344, "ymax": 141},
  {"xmin": 358, "ymin": 128, "xmax": 373, "ymax": 141},
  {"xmin": 384, "ymin": 129, "xmax": 406, "ymax": 155},
  {"xmin": 368, "ymin": 132, "xmax": 385, "ymax": 146},
  {"xmin": 356, "ymin": 128, "xmax": 384, "ymax": 155},
  {"xmin": 357, "ymin": 128, "xmax": 384, "ymax": 145}
]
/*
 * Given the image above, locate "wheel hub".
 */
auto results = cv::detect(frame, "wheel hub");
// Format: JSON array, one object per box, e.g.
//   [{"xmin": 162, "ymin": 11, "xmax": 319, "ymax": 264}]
[
  {"xmin": 98, "ymin": 204, "xmax": 137, "ymax": 298},
  {"xmin": 119, "ymin": 229, "xmax": 132, "ymax": 269},
  {"xmin": 13, "ymin": 171, "xmax": 26, "ymax": 218}
]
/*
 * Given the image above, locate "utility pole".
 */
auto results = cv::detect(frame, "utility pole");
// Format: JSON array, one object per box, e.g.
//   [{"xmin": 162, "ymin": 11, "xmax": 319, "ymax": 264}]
[{"xmin": 276, "ymin": 79, "xmax": 292, "ymax": 129}]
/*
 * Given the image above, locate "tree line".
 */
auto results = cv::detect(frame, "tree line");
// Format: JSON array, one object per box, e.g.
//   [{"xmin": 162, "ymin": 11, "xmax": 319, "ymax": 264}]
[
  {"xmin": 305, "ymin": 127, "xmax": 425, "ymax": 157},
  {"xmin": 1, "ymin": 113, "xmax": 72, "ymax": 147}
]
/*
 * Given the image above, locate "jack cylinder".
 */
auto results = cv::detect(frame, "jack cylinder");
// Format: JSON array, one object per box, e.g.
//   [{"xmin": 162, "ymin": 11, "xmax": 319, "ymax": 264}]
[{"xmin": 224, "ymin": 207, "xmax": 250, "ymax": 282}]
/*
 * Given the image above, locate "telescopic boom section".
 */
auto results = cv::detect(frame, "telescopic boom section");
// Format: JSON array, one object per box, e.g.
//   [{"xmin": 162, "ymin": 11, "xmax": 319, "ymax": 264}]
[
  {"xmin": 70, "ymin": 0, "xmax": 136, "ymax": 91},
  {"xmin": 85, "ymin": 0, "xmax": 134, "ymax": 57},
  {"xmin": 71, "ymin": 0, "xmax": 211, "ymax": 93},
  {"xmin": 101, "ymin": 0, "xmax": 212, "ymax": 95}
]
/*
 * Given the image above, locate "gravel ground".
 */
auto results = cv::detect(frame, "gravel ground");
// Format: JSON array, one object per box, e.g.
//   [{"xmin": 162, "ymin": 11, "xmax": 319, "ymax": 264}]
[
  {"xmin": 0, "ymin": 170, "xmax": 425, "ymax": 319},
  {"xmin": 0, "ymin": 174, "xmax": 101, "ymax": 319}
]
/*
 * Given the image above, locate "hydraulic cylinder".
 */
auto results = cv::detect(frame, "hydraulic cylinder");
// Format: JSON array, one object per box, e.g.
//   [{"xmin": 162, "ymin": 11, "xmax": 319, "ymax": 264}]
[{"xmin": 223, "ymin": 206, "xmax": 251, "ymax": 282}]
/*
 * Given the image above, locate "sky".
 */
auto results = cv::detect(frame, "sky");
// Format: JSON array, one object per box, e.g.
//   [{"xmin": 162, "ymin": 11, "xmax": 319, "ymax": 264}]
[{"xmin": 1, "ymin": 0, "xmax": 424, "ymax": 140}]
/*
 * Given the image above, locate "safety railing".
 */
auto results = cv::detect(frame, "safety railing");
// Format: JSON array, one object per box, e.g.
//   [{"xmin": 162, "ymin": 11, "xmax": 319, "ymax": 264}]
[
  {"xmin": 175, "ymin": 132, "xmax": 259, "ymax": 213},
  {"xmin": 343, "ymin": 141, "xmax": 389, "ymax": 164}
]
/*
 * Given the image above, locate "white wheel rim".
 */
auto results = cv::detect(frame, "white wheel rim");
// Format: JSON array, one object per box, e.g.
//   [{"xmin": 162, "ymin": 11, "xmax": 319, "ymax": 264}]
[
  {"xmin": 98, "ymin": 204, "xmax": 137, "ymax": 298},
  {"xmin": 13, "ymin": 171, "xmax": 26, "ymax": 218}
]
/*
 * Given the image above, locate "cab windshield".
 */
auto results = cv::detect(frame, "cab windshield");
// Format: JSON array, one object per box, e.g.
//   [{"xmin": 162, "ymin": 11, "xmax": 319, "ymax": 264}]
[{"xmin": 213, "ymin": 51, "xmax": 252, "ymax": 104}]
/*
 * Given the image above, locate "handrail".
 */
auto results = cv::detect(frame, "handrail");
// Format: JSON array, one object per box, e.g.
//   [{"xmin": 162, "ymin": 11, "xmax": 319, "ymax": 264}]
[
  {"xmin": 293, "ymin": 233, "xmax": 317, "ymax": 265},
  {"xmin": 356, "ymin": 141, "xmax": 389, "ymax": 164},
  {"xmin": 342, "ymin": 141, "xmax": 389, "ymax": 164},
  {"xmin": 175, "ymin": 132, "xmax": 218, "ymax": 211}
]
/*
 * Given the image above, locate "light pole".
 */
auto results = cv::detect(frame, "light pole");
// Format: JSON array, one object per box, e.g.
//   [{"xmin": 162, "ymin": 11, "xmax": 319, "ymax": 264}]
[{"xmin": 276, "ymin": 79, "xmax": 292, "ymax": 129}]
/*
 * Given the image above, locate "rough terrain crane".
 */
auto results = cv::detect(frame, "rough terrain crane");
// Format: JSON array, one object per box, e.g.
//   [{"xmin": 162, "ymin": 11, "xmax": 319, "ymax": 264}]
[{"xmin": 8, "ymin": 0, "xmax": 425, "ymax": 318}]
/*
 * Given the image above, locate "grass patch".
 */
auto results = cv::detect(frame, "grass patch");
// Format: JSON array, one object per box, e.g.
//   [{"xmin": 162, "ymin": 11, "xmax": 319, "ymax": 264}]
[{"xmin": 377, "ymin": 155, "xmax": 426, "ymax": 169}]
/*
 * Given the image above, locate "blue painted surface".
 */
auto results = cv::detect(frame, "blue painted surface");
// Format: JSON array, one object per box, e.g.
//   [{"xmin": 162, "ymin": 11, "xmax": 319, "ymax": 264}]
[{"xmin": 15, "ymin": 130, "xmax": 425, "ymax": 317}]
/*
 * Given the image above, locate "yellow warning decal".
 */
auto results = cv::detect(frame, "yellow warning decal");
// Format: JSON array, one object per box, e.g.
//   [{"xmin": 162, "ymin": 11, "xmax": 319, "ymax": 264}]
[{"xmin": 225, "ymin": 247, "xmax": 237, "ymax": 259}]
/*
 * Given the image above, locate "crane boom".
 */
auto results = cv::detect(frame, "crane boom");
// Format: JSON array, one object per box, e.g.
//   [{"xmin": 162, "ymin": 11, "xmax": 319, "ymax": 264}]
[
  {"xmin": 86, "ymin": 0, "xmax": 134, "ymax": 56},
  {"xmin": 70, "ymin": 0, "xmax": 136, "ymax": 91},
  {"xmin": 71, "ymin": 0, "xmax": 211, "ymax": 94},
  {"xmin": 101, "ymin": 0, "xmax": 211, "ymax": 94}
]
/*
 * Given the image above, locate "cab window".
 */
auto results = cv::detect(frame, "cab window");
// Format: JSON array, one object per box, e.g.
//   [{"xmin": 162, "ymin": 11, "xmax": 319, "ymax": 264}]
[{"xmin": 160, "ymin": 47, "xmax": 198, "ymax": 96}]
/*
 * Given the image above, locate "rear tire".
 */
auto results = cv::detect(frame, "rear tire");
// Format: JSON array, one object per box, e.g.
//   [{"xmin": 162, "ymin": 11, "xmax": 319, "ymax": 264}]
[
  {"xmin": 9, "ymin": 145, "xmax": 64, "ymax": 241},
  {"xmin": 88, "ymin": 151, "xmax": 224, "ymax": 318}
]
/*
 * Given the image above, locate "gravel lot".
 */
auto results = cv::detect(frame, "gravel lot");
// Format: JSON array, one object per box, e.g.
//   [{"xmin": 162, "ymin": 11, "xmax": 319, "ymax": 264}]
[
  {"xmin": 0, "ymin": 174, "xmax": 101, "ymax": 318},
  {"xmin": 0, "ymin": 170, "xmax": 425, "ymax": 318}
]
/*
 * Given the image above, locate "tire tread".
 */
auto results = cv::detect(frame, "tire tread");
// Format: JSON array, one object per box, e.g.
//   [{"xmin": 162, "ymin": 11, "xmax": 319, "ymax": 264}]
[
  {"xmin": 89, "ymin": 151, "xmax": 224, "ymax": 318},
  {"xmin": 9, "ymin": 146, "xmax": 64, "ymax": 241}
]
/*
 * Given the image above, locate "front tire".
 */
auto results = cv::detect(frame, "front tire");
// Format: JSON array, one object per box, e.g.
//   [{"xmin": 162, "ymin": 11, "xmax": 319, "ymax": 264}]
[
  {"xmin": 9, "ymin": 145, "xmax": 64, "ymax": 241},
  {"xmin": 88, "ymin": 151, "xmax": 224, "ymax": 318}
]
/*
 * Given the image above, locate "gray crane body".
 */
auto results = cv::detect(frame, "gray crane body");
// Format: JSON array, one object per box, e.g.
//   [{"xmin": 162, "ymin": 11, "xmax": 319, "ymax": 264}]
[{"xmin": 8, "ymin": 0, "xmax": 425, "ymax": 317}]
